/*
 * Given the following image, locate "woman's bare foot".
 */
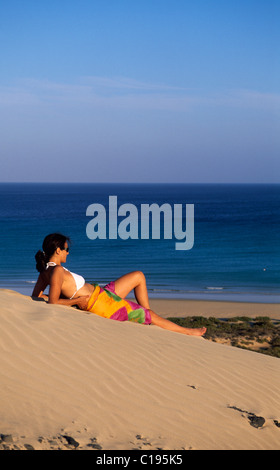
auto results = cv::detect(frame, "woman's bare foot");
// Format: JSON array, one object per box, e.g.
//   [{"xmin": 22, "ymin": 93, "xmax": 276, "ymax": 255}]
[{"xmin": 182, "ymin": 327, "xmax": 207, "ymax": 336}]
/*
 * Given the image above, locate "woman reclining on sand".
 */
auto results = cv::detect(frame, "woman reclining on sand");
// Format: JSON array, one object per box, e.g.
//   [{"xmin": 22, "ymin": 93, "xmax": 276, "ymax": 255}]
[{"xmin": 32, "ymin": 233, "xmax": 206, "ymax": 337}]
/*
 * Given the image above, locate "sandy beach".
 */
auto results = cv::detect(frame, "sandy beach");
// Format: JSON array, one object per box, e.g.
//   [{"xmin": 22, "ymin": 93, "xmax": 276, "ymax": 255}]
[
  {"xmin": 149, "ymin": 297, "xmax": 280, "ymax": 320},
  {"xmin": 0, "ymin": 288, "xmax": 279, "ymax": 450}
]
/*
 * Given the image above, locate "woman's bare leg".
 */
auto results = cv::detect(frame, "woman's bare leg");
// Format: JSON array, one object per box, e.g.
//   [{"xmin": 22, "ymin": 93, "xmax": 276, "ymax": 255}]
[
  {"xmin": 114, "ymin": 272, "xmax": 206, "ymax": 336},
  {"xmin": 113, "ymin": 271, "xmax": 150, "ymax": 309},
  {"xmin": 149, "ymin": 311, "xmax": 206, "ymax": 336}
]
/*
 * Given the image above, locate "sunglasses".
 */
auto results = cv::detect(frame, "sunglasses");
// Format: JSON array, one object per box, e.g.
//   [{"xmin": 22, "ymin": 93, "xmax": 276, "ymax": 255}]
[{"xmin": 62, "ymin": 246, "xmax": 69, "ymax": 252}]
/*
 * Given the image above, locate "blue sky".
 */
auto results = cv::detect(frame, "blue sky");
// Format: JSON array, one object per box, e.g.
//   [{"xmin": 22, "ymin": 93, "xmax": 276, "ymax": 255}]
[{"xmin": 0, "ymin": 0, "xmax": 279, "ymax": 183}]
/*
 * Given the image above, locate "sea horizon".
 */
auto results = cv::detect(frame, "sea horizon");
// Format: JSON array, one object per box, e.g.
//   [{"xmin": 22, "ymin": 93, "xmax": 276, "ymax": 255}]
[{"xmin": 0, "ymin": 182, "xmax": 279, "ymax": 303}]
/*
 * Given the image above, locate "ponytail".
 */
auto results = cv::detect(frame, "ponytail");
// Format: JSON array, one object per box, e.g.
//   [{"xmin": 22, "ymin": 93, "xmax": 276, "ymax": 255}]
[{"xmin": 35, "ymin": 250, "xmax": 47, "ymax": 273}]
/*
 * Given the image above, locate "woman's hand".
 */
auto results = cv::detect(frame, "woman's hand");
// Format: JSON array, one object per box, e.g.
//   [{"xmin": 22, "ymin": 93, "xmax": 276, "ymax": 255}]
[
  {"xmin": 41, "ymin": 294, "xmax": 49, "ymax": 301},
  {"xmin": 75, "ymin": 295, "xmax": 90, "ymax": 310}
]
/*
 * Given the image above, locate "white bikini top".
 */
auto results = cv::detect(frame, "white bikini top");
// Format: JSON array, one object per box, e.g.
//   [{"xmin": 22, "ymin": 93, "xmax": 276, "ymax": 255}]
[{"xmin": 46, "ymin": 262, "xmax": 86, "ymax": 299}]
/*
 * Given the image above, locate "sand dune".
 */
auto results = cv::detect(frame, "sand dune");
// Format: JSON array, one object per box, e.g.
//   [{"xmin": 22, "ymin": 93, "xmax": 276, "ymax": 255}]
[{"xmin": 0, "ymin": 289, "xmax": 279, "ymax": 450}]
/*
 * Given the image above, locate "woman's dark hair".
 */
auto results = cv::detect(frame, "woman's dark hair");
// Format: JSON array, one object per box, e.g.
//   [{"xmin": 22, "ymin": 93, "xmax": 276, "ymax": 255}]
[{"xmin": 35, "ymin": 233, "xmax": 71, "ymax": 273}]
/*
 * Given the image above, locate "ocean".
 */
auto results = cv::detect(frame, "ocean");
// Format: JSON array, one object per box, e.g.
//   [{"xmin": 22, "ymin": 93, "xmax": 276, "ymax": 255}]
[{"xmin": 0, "ymin": 182, "xmax": 279, "ymax": 303}]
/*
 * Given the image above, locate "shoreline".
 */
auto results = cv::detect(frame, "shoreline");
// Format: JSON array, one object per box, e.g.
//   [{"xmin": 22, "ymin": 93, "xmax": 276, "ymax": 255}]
[
  {"xmin": 1, "ymin": 287, "xmax": 279, "ymax": 319},
  {"xmin": 148, "ymin": 298, "xmax": 280, "ymax": 320},
  {"xmin": 1, "ymin": 282, "xmax": 280, "ymax": 304}
]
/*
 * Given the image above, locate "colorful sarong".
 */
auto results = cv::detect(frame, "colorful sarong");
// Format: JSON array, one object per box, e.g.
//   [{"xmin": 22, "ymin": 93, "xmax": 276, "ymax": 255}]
[{"xmin": 86, "ymin": 281, "xmax": 152, "ymax": 325}]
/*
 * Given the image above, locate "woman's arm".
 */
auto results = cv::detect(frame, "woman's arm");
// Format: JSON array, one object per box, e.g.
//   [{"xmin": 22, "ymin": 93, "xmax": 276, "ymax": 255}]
[{"xmin": 32, "ymin": 272, "xmax": 49, "ymax": 298}]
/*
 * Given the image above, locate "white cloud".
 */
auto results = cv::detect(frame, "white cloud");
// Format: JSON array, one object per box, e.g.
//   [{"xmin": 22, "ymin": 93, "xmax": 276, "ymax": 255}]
[{"xmin": 0, "ymin": 77, "xmax": 279, "ymax": 114}]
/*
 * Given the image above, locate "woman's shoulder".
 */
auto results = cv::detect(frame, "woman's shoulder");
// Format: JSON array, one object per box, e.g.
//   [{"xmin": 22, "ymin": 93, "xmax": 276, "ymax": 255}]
[
  {"xmin": 48, "ymin": 264, "xmax": 65, "ymax": 277},
  {"xmin": 52, "ymin": 264, "xmax": 65, "ymax": 272}
]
